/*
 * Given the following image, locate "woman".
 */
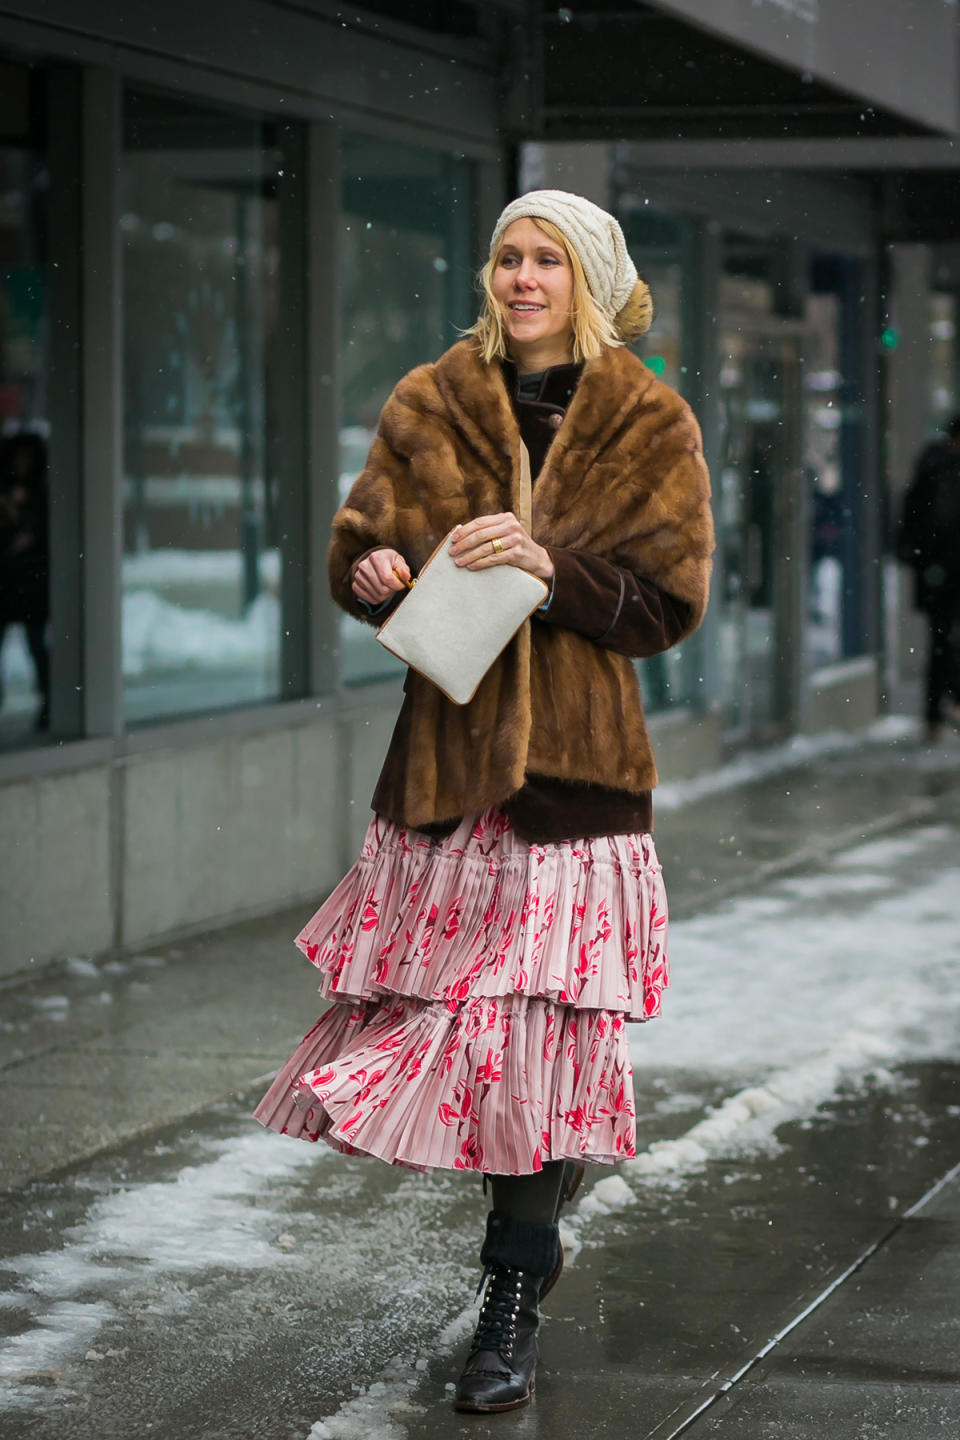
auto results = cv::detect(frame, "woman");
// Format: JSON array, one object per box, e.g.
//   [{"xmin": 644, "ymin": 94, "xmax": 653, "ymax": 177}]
[{"xmin": 255, "ymin": 189, "xmax": 714, "ymax": 1412}]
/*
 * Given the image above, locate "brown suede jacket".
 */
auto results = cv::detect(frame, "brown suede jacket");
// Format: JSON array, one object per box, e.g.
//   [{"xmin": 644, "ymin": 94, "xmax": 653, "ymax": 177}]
[{"xmin": 344, "ymin": 355, "xmax": 706, "ymax": 843}]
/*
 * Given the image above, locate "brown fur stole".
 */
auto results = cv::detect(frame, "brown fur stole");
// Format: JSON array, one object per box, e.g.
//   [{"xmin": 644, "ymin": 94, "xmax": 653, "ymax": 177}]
[{"xmin": 329, "ymin": 339, "xmax": 714, "ymax": 830}]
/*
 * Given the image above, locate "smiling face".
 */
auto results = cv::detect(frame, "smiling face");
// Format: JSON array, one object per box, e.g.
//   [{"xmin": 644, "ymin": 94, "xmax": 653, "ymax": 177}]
[{"xmin": 490, "ymin": 217, "xmax": 576, "ymax": 370}]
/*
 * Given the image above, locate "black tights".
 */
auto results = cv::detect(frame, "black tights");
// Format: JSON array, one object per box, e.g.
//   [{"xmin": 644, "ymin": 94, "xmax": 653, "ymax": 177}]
[{"xmin": 489, "ymin": 1161, "xmax": 569, "ymax": 1225}]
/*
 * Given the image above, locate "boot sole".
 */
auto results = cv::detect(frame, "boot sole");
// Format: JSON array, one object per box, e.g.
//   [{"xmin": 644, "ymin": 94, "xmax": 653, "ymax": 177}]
[{"xmin": 453, "ymin": 1387, "xmax": 532, "ymax": 1414}]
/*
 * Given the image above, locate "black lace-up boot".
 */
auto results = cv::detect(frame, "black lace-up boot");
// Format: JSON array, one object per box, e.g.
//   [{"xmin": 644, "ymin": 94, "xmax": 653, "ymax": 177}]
[{"xmin": 453, "ymin": 1211, "xmax": 559, "ymax": 1413}]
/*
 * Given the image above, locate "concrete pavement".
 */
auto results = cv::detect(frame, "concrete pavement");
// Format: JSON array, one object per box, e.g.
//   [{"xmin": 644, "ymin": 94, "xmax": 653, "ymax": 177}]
[{"xmin": 2, "ymin": 717, "xmax": 960, "ymax": 1438}]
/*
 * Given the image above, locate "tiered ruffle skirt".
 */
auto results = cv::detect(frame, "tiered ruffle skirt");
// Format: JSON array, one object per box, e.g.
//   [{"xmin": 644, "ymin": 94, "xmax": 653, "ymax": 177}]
[{"xmin": 254, "ymin": 808, "xmax": 669, "ymax": 1173}]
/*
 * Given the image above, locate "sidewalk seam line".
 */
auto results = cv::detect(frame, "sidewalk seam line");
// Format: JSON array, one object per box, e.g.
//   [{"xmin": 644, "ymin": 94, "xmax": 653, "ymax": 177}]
[{"xmin": 653, "ymin": 1155, "xmax": 960, "ymax": 1439}]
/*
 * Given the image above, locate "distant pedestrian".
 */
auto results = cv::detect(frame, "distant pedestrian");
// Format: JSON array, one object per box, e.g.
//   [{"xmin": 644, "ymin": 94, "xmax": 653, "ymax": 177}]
[
  {"xmin": 255, "ymin": 191, "xmax": 714, "ymax": 1411},
  {"xmin": 897, "ymin": 417, "xmax": 960, "ymax": 740},
  {"xmin": 0, "ymin": 432, "xmax": 50, "ymax": 730}
]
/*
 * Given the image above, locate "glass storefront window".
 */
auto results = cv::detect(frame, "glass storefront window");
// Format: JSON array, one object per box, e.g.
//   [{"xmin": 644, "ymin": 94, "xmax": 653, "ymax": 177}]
[
  {"xmin": 621, "ymin": 206, "xmax": 700, "ymax": 714},
  {"xmin": 0, "ymin": 62, "xmax": 53, "ymax": 748},
  {"xmin": 716, "ymin": 261, "xmax": 807, "ymax": 736},
  {"xmin": 804, "ymin": 290, "xmax": 845, "ymax": 670},
  {"xmin": 716, "ymin": 315, "xmax": 801, "ymax": 733},
  {"xmin": 622, "ymin": 208, "xmax": 686, "ymax": 393},
  {"xmin": 805, "ymin": 257, "xmax": 867, "ymax": 673},
  {"xmin": 121, "ymin": 91, "xmax": 291, "ymax": 723},
  {"xmin": 635, "ymin": 261, "xmax": 691, "ymax": 713},
  {"xmin": 339, "ymin": 135, "xmax": 474, "ymax": 686}
]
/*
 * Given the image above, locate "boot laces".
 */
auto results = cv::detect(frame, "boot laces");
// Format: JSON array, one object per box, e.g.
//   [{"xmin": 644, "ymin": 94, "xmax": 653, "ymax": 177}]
[{"xmin": 471, "ymin": 1263, "xmax": 525, "ymax": 1356}]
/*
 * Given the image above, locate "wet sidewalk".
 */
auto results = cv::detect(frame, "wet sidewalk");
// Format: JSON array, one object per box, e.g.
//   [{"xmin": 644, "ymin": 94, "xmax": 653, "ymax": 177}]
[
  {"xmin": 678, "ymin": 1152, "xmax": 960, "ymax": 1437},
  {"xmin": 401, "ymin": 1065, "xmax": 960, "ymax": 1440},
  {"xmin": 2, "ymin": 716, "xmax": 960, "ymax": 1438}
]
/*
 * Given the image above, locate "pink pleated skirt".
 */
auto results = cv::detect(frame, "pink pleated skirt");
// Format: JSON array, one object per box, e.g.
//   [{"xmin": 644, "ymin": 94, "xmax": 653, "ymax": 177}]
[{"xmin": 253, "ymin": 807, "xmax": 669, "ymax": 1173}]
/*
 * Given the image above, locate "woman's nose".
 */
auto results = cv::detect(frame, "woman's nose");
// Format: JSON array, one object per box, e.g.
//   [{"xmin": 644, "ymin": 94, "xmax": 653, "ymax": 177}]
[{"xmin": 514, "ymin": 263, "xmax": 538, "ymax": 288}]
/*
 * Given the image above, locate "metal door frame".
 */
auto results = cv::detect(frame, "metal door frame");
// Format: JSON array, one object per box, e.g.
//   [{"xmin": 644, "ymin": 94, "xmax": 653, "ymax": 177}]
[{"xmin": 716, "ymin": 310, "xmax": 811, "ymax": 743}]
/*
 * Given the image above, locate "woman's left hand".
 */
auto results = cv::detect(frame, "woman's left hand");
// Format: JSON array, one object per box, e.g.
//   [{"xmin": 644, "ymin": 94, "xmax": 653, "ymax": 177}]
[{"xmin": 449, "ymin": 512, "xmax": 555, "ymax": 581}]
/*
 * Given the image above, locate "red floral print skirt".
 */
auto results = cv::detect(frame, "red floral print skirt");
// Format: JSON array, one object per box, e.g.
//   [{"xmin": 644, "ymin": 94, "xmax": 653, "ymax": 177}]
[{"xmin": 253, "ymin": 808, "xmax": 669, "ymax": 1173}]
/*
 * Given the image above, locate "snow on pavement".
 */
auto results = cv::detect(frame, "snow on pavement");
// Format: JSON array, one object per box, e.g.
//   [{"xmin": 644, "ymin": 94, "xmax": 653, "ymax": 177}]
[
  {"xmin": 653, "ymin": 713, "xmax": 916, "ymax": 811},
  {"xmin": 309, "ymin": 819, "xmax": 960, "ymax": 1439},
  {"xmin": 2, "ymin": 816, "xmax": 959, "ymax": 1436},
  {"xmin": 636, "ymin": 822, "xmax": 960, "ymax": 1081},
  {"xmin": 0, "ymin": 1131, "xmax": 323, "ymax": 1404}
]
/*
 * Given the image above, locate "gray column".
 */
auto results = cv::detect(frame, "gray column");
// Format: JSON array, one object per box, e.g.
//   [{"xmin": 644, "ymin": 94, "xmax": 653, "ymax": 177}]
[
  {"xmin": 275, "ymin": 121, "xmax": 310, "ymax": 701},
  {"xmin": 887, "ymin": 244, "xmax": 932, "ymax": 693},
  {"xmin": 684, "ymin": 219, "xmax": 723, "ymax": 716},
  {"xmin": 305, "ymin": 120, "xmax": 341, "ymax": 699},
  {"xmin": 888, "ymin": 245, "xmax": 932, "ymax": 496},
  {"xmin": 80, "ymin": 67, "xmax": 123, "ymax": 740},
  {"xmin": 45, "ymin": 63, "xmax": 84, "ymax": 740},
  {"xmin": 80, "ymin": 67, "xmax": 124, "ymax": 951}
]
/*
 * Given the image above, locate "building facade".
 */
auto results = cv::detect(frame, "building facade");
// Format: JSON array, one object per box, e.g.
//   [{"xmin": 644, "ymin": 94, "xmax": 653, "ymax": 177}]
[{"xmin": 0, "ymin": 1, "xmax": 957, "ymax": 975}]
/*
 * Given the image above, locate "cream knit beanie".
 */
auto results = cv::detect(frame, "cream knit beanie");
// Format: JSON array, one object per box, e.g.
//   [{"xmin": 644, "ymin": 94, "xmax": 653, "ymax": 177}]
[{"xmin": 489, "ymin": 189, "xmax": 652, "ymax": 341}]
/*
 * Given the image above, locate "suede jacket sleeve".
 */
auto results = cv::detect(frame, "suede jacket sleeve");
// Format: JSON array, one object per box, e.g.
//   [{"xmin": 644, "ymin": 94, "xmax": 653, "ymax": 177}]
[
  {"xmin": 537, "ymin": 545, "xmax": 692, "ymax": 658},
  {"xmin": 328, "ymin": 420, "xmax": 417, "ymax": 624}
]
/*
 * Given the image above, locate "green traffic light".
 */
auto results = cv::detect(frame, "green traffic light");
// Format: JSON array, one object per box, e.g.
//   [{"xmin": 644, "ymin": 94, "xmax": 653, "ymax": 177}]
[
  {"xmin": 645, "ymin": 355, "xmax": 667, "ymax": 375},
  {"xmin": 880, "ymin": 327, "xmax": 900, "ymax": 350}
]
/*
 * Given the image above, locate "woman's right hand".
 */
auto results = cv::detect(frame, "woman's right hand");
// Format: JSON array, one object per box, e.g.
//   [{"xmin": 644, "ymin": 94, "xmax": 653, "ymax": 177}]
[{"xmin": 352, "ymin": 547, "xmax": 411, "ymax": 606}]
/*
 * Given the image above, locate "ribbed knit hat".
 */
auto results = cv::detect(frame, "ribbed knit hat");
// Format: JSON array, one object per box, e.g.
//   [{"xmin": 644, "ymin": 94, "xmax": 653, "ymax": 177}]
[{"xmin": 489, "ymin": 189, "xmax": 652, "ymax": 341}]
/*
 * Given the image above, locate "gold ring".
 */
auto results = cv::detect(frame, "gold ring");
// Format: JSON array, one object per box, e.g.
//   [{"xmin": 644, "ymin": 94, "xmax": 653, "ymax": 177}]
[{"xmin": 491, "ymin": 537, "xmax": 503, "ymax": 555}]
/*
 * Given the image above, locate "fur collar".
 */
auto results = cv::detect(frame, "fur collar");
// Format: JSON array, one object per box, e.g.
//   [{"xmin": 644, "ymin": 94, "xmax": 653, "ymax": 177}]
[{"xmin": 432, "ymin": 339, "xmax": 656, "ymax": 496}]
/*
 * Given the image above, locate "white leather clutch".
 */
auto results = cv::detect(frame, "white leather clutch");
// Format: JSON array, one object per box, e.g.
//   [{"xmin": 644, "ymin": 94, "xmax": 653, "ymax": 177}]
[{"xmin": 375, "ymin": 528, "xmax": 548, "ymax": 705}]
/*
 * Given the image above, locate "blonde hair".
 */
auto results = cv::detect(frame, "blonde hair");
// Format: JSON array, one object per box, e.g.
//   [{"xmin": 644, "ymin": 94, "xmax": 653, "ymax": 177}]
[{"xmin": 466, "ymin": 216, "xmax": 623, "ymax": 364}]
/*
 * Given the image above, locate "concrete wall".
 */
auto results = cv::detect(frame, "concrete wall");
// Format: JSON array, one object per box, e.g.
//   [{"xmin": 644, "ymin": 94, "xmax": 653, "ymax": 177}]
[
  {"xmin": 647, "ymin": 708, "xmax": 724, "ymax": 783},
  {"xmin": 0, "ymin": 764, "xmax": 113, "ymax": 975},
  {"xmin": 121, "ymin": 719, "xmax": 341, "ymax": 947},
  {"xmin": 0, "ymin": 711, "xmax": 353, "ymax": 979},
  {"xmin": 804, "ymin": 658, "xmax": 880, "ymax": 735}
]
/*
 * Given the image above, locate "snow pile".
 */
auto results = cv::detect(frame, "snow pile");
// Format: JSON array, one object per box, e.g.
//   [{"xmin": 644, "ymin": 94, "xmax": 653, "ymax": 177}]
[
  {"xmin": 308, "ymin": 1362, "xmax": 425, "ymax": 1440},
  {"xmin": 122, "ymin": 589, "xmax": 278, "ymax": 675},
  {"xmin": 1, "ymin": 549, "xmax": 283, "ymax": 690},
  {"xmin": 64, "ymin": 957, "xmax": 99, "ymax": 979},
  {"xmin": 30, "ymin": 995, "xmax": 69, "ymax": 1022},
  {"xmin": 0, "ymin": 1131, "xmax": 323, "ymax": 1404},
  {"xmin": 123, "ymin": 547, "xmax": 280, "ymax": 588},
  {"xmin": 630, "ymin": 1041, "xmax": 895, "ymax": 1186},
  {"xmin": 655, "ymin": 714, "xmax": 916, "ymax": 811},
  {"xmin": 635, "ymin": 823, "xmax": 960, "ymax": 1078},
  {"xmin": 575, "ymin": 1172, "xmax": 634, "ymax": 1222},
  {"xmin": 0, "ymin": 1301, "xmax": 116, "ymax": 1387},
  {"xmin": 0, "ymin": 625, "xmax": 33, "ymax": 688},
  {"xmin": 619, "ymin": 824, "xmax": 960, "ymax": 1186}
]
